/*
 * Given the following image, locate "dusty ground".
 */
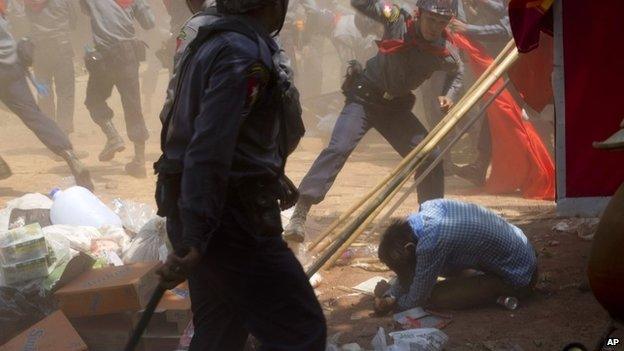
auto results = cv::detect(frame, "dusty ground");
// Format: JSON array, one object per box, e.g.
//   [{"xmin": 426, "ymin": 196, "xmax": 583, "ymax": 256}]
[{"xmin": 0, "ymin": 67, "xmax": 616, "ymax": 351}]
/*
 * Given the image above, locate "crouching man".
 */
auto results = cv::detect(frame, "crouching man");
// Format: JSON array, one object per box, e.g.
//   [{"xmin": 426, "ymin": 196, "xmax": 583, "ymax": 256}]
[{"xmin": 374, "ymin": 199, "xmax": 538, "ymax": 313}]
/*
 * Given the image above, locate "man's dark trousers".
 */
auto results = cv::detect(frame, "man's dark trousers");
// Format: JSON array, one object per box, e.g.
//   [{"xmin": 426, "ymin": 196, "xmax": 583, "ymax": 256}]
[
  {"xmin": 84, "ymin": 53, "xmax": 148, "ymax": 143},
  {"xmin": 0, "ymin": 64, "xmax": 72, "ymax": 154},
  {"xmin": 166, "ymin": 198, "xmax": 327, "ymax": 351},
  {"xmin": 298, "ymin": 99, "xmax": 445, "ymax": 204},
  {"xmin": 33, "ymin": 38, "xmax": 75, "ymax": 134}
]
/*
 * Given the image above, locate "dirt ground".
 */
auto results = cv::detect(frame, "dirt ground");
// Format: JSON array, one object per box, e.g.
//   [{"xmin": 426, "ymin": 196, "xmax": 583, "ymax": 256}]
[{"xmin": 0, "ymin": 67, "xmax": 617, "ymax": 351}]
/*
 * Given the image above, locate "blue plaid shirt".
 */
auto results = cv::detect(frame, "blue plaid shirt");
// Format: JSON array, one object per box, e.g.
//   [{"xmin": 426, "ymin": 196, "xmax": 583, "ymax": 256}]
[{"xmin": 389, "ymin": 199, "xmax": 537, "ymax": 310}]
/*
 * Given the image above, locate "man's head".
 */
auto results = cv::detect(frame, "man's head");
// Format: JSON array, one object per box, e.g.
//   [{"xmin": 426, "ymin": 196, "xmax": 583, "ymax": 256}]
[
  {"xmin": 417, "ymin": 0, "xmax": 455, "ymax": 42},
  {"xmin": 214, "ymin": 0, "xmax": 289, "ymax": 34},
  {"xmin": 379, "ymin": 220, "xmax": 418, "ymax": 286}
]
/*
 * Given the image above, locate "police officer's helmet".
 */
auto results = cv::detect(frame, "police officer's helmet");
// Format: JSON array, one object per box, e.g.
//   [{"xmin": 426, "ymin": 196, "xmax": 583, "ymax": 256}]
[{"xmin": 417, "ymin": 0, "xmax": 456, "ymax": 17}]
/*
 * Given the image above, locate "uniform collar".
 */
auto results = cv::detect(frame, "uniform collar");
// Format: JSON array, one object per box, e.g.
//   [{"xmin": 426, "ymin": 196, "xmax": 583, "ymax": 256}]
[{"xmin": 233, "ymin": 15, "xmax": 279, "ymax": 52}]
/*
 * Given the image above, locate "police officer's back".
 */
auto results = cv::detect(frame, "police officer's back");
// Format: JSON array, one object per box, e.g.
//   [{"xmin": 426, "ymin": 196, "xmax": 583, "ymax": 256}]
[{"xmin": 155, "ymin": 1, "xmax": 326, "ymax": 350}]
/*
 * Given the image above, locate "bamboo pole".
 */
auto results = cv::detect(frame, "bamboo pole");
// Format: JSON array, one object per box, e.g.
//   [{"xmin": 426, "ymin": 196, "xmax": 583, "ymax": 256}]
[
  {"xmin": 367, "ymin": 79, "xmax": 511, "ymax": 238},
  {"xmin": 307, "ymin": 39, "xmax": 516, "ymax": 253},
  {"xmin": 306, "ymin": 45, "xmax": 520, "ymax": 277}
]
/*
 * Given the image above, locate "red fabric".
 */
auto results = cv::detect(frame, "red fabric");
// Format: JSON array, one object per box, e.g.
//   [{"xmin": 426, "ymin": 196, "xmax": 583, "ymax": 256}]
[
  {"xmin": 562, "ymin": 0, "xmax": 624, "ymax": 197},
  {"xmin": 115, "ymin": 0, "xmax": 134, "ymax": 9},
  {"xmin": 0, "ymin": 0, "xmax": 6, "ymax": 16},
  {"xmin": 507, "ymin": 33, "xmax": 553, "ymax": 112},
  {"xmin": 376, "ymin": 16, "xmax": 450, "ymax": 56},
  {"xmin": 453, "ymin": 33, "xmax": 555, "ymax": 200},
  {"xmin": 509, "ymin": 0, "xmax": 554, "ymax": 53},
  {"xmin": 23, "ymin": 0, "xmax": 49, "ymax": 12}
]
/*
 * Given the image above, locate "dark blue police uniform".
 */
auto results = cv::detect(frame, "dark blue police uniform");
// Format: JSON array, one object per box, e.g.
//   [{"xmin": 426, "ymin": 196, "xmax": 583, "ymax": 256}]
[{"xmin": 156, "ymin": 12, "xmax": 327, "ymax": 351}]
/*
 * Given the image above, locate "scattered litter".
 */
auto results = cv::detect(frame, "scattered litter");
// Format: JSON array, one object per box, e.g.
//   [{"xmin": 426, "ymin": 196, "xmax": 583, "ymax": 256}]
[
  {"xmin": 353, "ymin": 276, "xmax": 387, "ymax": 295},
  {"xmin": 351, "ymin": 261, "xmax": 390, "ymax": 272},
  {"xmin": 552, "ymin": 218, "xmax": 600, "ymax": 241},
  {"xmin": 110, "ymin": 198, "xmax": 156, "ymax": 235},
  {"xmin": 310, "ymin": 272, "xmax": 323, "ymax": 288},
  {"xmin": 122, "ymin": 217, "xmax": 168, "ymax": 264},
  {"xmin": 393, "ymin": 307, "xmax": 452, "ymax": 330},
  {"xmin": 373, "ymin": 327, "xmax": 448, "ymax": 351}
]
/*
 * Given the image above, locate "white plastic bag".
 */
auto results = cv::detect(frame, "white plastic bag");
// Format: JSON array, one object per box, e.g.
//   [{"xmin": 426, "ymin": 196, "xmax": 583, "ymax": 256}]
[
  {"xmin": 122, "ymin": 217, "xmax": 168, "ymax": 264},
  {"xmin": 389, "ymin": 329, "xmax": 448, "ymax": 351},
  {"xmin": 110, "ymin": 199, "xmax": 157, "ymax": 235}
]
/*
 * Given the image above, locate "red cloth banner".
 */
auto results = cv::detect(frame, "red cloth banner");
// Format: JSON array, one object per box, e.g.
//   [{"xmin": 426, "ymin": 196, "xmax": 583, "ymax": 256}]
[
  {"xmin": 507, "ymin": 33, "xmax": 553, "ymax": 113},
  {"xmin": 453, "ymin": 33, "xmax": 555, "ymax": 200},
  {"xmin": 509, "ymin": 0, "xmax": 554, "ymax": 53}
]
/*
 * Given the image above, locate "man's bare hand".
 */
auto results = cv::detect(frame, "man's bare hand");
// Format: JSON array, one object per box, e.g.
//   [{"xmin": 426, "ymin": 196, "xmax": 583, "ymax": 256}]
[
  {"xmin": 374, "ymin": 296, "xmax": 397, "ymax": 315},
  {"xmin": 438, "ymin": 96, "xmax": 454, "ymax": 114},
  {"xmin": 374, "ymin": 280, "xmax": 392, "ymax": 298},
  {"xmin": 156, "ymin": 247, "xmax": 202, "ymax": 290}
]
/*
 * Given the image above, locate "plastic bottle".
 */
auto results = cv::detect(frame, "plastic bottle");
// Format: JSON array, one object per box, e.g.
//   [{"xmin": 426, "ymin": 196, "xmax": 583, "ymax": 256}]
[
  {"xmin": 497, "ymin": 296, "xmax": 519, "ymax": 310},
  {"xmin": 49, "ymin": 186, "xmax": 123, "ymax": 228}
]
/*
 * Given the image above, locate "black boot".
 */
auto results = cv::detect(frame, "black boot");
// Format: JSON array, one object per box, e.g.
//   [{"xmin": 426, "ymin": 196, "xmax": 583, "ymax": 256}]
[
  {"xmin": 125, "ymin": 142, "xmax": 147, "ymax": 178},
  {"xmin": 60, "ymin": 150, "xmax": 95, "ymax": 191},
  {"xmin": 453, "ymin": 156, "xmax": 488, "ymax": 187},
  {"xmin": 283, "ymin": 199, "xmax": 312, "ymax": 243},
  {"xmin": 0, "ymin": 156, "xmax": 12, "ymax": 180},
  {"xmin": 98, "ymin": 121, "xmax": 125, "ymax": 162}
]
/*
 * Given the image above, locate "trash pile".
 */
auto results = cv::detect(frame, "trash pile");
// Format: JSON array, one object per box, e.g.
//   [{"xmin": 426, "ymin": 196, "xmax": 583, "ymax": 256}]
[{"xmin": 0, "ymin": 187, "xmax": 187, "ymax": 351}]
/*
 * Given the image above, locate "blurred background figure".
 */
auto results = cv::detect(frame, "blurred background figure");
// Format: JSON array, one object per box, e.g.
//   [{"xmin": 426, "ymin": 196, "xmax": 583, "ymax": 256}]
[{"xmin": 22, "ymin": 0, "xmax": 77, "ymax": 135}]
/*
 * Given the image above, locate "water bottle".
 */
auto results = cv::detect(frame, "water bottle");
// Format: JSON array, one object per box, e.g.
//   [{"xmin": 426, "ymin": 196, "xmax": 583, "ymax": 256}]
[
  {"xmin": 497, "ymin": 296, "xmax": 519, "ymax": 310},
  {"xmin": 50, "ymin": 186, "xmax": 123, "ymax": 228}
]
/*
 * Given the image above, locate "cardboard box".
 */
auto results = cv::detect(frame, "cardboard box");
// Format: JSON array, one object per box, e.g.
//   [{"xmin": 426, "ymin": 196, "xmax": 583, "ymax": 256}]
[
  {"xmin": 55, "ymin": 262, "xmax": 160, "ymax": 317},
  {"xmin": 71, "ymin": 313, "xmax": 134, "ymax": 351},
  {"xmin": 133, "ymin": 282, "xmax": 192, "ymax": 336},
  {"xmin": 0, "ymin": 311, "xmax": 87, "ymax": 351}
]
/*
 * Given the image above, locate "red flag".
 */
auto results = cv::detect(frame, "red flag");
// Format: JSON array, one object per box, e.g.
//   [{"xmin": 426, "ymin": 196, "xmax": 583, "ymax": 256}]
[
  {"xmin": 453, "ymin": 33, "xmax": 555, "ymax": 200},
  {"xmin": 507, "ymin": 33, "xmax": 554, "ymax": 112},
  {"xmin": 509, "ymin": 0, "xmax": 554, "ymax": 53}
]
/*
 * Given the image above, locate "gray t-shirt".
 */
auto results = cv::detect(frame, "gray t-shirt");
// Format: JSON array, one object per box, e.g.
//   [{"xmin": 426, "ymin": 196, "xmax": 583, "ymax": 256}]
[
  {"xmin": 24, "ymin": 0, "xmax": 76, "ymax": 41},
  {"xmin": 80, "ymin": 0, "xmax": 155, "ymax": 49},
  {"xmin": 0, "ymin": 16, "xmax": 17, "ymax": 65}
]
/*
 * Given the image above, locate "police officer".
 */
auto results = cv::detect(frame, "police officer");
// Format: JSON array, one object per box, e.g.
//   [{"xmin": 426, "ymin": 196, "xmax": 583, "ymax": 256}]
[
  {"xmin": 155, "ymin": 0, "xmax": 326, "ymax": 350},
  {"xmin": 22, "ymin": 0, "xmax": 77, "ymax": 134},
  {"xmin": 0, "ymin": 5, "xmax": 93, "ymax": 189},
  {"xmin": 284, "ymin": 0, "xmax": 464, "ymax": 242},
  {"xmin": 80, "ymin": 0, "xmax": 155, "ymax": 178}
]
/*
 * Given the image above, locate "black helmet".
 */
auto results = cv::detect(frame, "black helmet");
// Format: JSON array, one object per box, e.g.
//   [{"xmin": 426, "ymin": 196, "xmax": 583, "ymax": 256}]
[{"xmin": 417, "ymin": 0, "xmax": 456, "ymax": 17}]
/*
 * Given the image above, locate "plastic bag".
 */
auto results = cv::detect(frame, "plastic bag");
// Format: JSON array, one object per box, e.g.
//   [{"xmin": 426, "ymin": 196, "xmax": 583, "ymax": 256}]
[
  {"xmin": 0, "ymin": 193, "xmax": 53, "ymax": 231},
  {"xmin": 110, "ymin": 199, "xmax": 156, "ymax": 235},
  {"xmin": 42, "ymin": 225, "xmax": 103, "ymax": 253},
  {"xmin": 122, "ymin": 217, "xmax": 168, "ymax": 264}
]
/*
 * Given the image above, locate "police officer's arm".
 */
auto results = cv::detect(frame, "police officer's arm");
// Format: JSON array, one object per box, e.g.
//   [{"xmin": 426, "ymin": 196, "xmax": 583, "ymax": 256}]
[
  {"xmin": 133, "ymin": 0, "xmax": 156, "ymax": 30},
  {"xmin": 66, "ymin": 0, "xmax": 77, "ymax": 31},
  {"xmin": 179, "ymin": 44, "xmax": 267, "ymax": 254},
  {"xmin": 351, "ymin": 0, "xmax": 401, "ymax": 24},
  {"xmin": 441, "ymin": 47, "xmax": 464, "ymax": 103},
  {"xmin": 463, "ymin": 0, "xmax": 511, "ymax": 39}
]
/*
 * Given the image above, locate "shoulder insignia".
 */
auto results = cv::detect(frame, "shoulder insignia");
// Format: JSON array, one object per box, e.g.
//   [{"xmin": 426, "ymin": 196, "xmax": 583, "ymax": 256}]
[
  {"xmin": 382, "ymin": 4, "xmax": 400, "ymax": 23},
  {"xmin": 245, "ymin": 63, "xmax": 270, "ymax": 109}
]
